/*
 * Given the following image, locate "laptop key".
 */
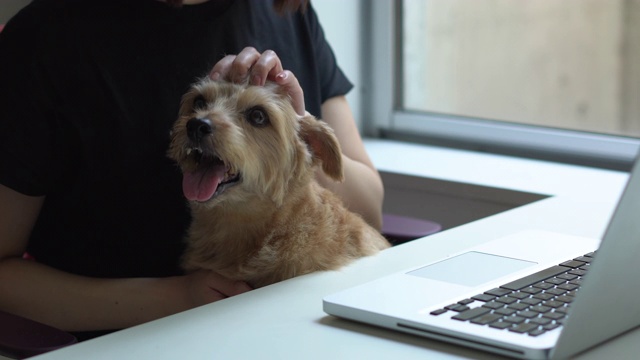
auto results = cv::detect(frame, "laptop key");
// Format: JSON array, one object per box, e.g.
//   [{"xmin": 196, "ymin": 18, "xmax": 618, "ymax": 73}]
[
  {"xmin": 471, "ymin": 294, "xmax": 495, "ymax": 302},
  {"xmin": 545, "ymin": 277, "xmax": 566, "ymax": 285},
  {"xmin": 494, "ymin": 307, "xmax": 517, "ymax": 316},
  {"xmin": 517, "ymin": 310, "xmax": 539, "ymax": 319},
  {"xmin": 542, "ymin": 300, "xmax": 564, "ymax": 308},
  {"xmin": 557, "ymin": 273, "xmax": 578, "ymax": 281},
  {"xmin": 573, "ymin": 256, "xmax": 592, "ymax": 263},
  {"xmin": 532, "ymin": 293, "xmax": 555, "ymax": 301},
  {"xmin": 489, "ymin": 321, "xmax": 513, "ymax": 330},
  {"xmin": 554, "ymin": 307, "xmax": 570, "ymax": 315},
  {"xmin": 485, "ymin": 288, "xmax": 512, "ymax": 297},
  {"xmin": 560, "ymin": 260, "xmax": 586, "ymax": 268},
  {"xmin": 530, "ymin": 317, "xmax": 552, "ymax": 326},
  {"xmin": 504, "ymin": 316, "xmax": 526, "ymax": 324},
  {"xmin": 471, "ymin": 313, "xmax": 502, "ymax": 325},
  {"xmin": 508, "ymin": 291, "xmax": 530, "ymax": 300},
  {"xmin": 530, "ymin": 305, "xmax": 552, "ymax": 313},
  {"xmin": 452, "ymin": 306, "xmax": 491, "ymax": 321},
  {"xmin": 495, "ymin": 296, "xmax": 518, "ymax": 304},
  {"xmin": 555, "ymin": 295, "xmax": 574, "ymax": 304},
  {"xmin": 429, "ymin": 308, "xmax": 448, "ymax": 316},
  {"xmin": 509, "ymin": 322, "xmax": 539, "ymax": 334},
  {"xmin": 569, "ymin": 269, "xmax": 587, "ymax": 276},
  {"xmin": 483, "ymin": 301, "xmax": 505, "ymax": 310},
  {"xmin": 445, "ymin": 304, "xmax": 470, "ymax": 312},
  {"xmin": 528, "ymin": 328, "xmax": 547, "ymax": 337},
  {"xmin": 543, "ymin": 323, "xmax": 561, "ymax": 331},
  {"xmin": 545, "ymin": 288, "xmax": 567, "ymax": 296},
  {"xmin": 533, "ymin": 282, "xmax": 554, "ymax": 290},
  {"xmin": 520, "ymin": 286, "xmax": 543, "ymax": 294},
  {"xmin": 500, "ymin": 266, "xmax": 567, "ymax": 291},
  {"xmin": 508, "ymin": 302, "xmax": 529, "ymax": 311},
  {"xmin": 543, "ymin": 312, "xmax": 565, "ymax": 320},
  {"xmin": 458, "ymin": 298, "xmax": 475, "ymax": 305},
  {"xmin": 520, "ymin": 297, "xmax": 542, "ymax": 306},
  {"xmin": 558, "ymin": 283, "xmax": 579, "ymax": 291}
]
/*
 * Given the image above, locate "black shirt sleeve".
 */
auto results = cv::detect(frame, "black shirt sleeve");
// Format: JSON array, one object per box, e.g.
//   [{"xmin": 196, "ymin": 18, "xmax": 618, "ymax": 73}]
[
  {"xmin": 304, "ymin": 3, "xmax": 353, "ymax": 103},
  {"xmin": 0, "ymin": 4, "xmax": 77, "ymax": 196}
]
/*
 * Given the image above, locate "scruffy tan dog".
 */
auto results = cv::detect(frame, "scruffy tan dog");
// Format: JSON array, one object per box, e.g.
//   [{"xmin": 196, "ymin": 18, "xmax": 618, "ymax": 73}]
[{"xmin": 167, "ymin": 78, "xmax": 390, "ymax": 288}]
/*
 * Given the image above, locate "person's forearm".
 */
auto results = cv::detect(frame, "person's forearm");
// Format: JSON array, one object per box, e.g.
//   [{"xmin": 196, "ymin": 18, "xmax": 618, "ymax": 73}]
[
  {"xmin": 0, "ymin": 257, "xmax": 190, "ymax": 332},
  {"xmin": 316, "ymin": 154, "xmax": 384, "ymax": 230}
]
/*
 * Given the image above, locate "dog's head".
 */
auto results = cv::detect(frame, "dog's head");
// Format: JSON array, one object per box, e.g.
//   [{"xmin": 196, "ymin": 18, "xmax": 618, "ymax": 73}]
[{"xmin": 167, "ymin": 78, "xmax": 343, "ymax": 208}]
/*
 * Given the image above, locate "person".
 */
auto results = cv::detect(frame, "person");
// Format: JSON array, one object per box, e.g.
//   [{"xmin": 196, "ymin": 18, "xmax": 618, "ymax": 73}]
[{"xmin": 0, "ymin": 0, "xmax": 384, "ymax": 341}]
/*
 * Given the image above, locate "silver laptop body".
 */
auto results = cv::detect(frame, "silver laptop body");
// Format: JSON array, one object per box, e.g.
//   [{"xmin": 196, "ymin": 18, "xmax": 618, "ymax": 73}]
[{"xmin": 323, "ymin": 157, "xmax": 640, "ymax": 359}]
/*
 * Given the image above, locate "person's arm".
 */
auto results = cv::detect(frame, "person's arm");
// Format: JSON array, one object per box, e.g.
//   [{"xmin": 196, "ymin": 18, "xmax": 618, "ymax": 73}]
[
  {"xmin": 0, "ymin": 183, "xmax": 250, "ymax": 332},
  {"xmin": 316, "ymin": 96, "xmax": 384, "ymax": 230}
]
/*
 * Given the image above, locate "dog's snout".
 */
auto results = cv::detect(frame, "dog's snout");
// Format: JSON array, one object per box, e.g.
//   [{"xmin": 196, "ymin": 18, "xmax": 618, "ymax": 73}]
[{"xmin": 187, "ymin": 118, "xmax": 213, "ymax": 142}]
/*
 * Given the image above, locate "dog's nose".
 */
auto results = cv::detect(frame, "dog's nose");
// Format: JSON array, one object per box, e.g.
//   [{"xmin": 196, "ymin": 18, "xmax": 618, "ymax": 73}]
[{"xmin": 187, "ymin": 118, "xmax": 213, "ymax": 142}]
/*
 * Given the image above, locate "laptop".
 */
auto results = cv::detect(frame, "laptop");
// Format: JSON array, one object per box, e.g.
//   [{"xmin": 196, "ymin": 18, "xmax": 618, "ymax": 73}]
[{"xmin": 323, "ymin": 155, "xmax": 640, "ymax": 359}]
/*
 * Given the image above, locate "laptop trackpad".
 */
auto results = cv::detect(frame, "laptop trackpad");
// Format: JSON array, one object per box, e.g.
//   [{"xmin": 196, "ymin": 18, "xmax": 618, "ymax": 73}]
[{"xmin": 408, "ymin": 251, "xmax": 536, "ymax": 287}]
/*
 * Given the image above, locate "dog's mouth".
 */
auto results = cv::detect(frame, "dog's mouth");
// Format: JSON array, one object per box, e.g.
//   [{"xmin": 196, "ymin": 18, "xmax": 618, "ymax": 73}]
[{"xmin": 182, "ymin": 147, "xmax": 241, "ymax": 202}]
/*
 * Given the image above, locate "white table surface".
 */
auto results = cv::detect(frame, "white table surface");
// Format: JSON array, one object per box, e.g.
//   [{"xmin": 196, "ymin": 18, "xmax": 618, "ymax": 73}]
[{"xmin": 26, "ymin": 139, "xmax": 634, "ymax": 360}]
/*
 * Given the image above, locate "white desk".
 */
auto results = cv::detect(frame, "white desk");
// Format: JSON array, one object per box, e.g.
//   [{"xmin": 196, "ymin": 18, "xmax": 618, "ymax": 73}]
[{"xmin": 30, "ymin": 140, "xmax": 634, "ymax": 360}]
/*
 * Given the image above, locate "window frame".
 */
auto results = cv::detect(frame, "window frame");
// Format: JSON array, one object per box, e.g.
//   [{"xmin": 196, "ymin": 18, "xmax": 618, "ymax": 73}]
[{"xmin": 362, "ymin": 1, "xmax": 640, "ymax": 171}]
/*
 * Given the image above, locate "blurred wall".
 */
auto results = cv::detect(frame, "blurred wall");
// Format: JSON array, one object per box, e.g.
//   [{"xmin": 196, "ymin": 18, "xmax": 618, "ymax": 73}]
[{"xmin": 0, "ymin": 0, "xmax": 30, "ymax": 24}]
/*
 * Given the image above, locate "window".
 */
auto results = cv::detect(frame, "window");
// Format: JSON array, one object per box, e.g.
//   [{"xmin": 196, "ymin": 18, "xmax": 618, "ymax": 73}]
[{"xmin": 363, "ymin": 1, "xmax": 640, "ymax": 170}]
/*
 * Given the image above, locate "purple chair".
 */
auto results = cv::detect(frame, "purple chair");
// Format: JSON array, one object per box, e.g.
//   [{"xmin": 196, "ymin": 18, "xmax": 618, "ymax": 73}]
[
  {"xmin": 0, "ymin": 310, "xmax": 77, "ymax": 359},
  {"xmin": 382, "ymin": 213, "xmax": 442, "ymax": 245}
]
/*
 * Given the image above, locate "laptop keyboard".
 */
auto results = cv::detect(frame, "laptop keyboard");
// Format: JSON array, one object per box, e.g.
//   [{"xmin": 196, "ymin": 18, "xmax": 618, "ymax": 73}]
[{"xmin": 429, "ymin": 252, "xmax": 594, "ymax": 337}]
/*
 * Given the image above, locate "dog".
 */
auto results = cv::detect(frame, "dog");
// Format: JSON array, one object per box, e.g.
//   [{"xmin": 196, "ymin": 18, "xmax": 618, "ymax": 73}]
[{"xmin": 167, "ymin": 78, "xmax": 390, "ymax": 288}]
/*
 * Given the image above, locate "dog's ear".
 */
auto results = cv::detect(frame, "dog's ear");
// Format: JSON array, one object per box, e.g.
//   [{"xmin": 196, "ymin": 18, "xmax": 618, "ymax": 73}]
[{"xmin": 298, "ymin": 115, "xmax": 344, "ymax": 182}]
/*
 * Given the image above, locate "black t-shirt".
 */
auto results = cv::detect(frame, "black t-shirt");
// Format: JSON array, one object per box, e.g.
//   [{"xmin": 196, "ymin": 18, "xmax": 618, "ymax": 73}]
[{"xmin": 0, "ymin": 0, "xmax": 352, "ymax": 280}]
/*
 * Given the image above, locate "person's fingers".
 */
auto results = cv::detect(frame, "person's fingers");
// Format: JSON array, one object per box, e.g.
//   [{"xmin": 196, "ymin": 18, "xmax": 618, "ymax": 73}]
[
  {"xmin": 208, "ymin": 50, "xmax": 305, "ymax": 115},
  {"xmin": 250, "ymin": 49, "xmax": 284, "ymax": 86},
  {"xmin": 185, "ymin": 270, "xmax": 252, "ymax": 306},
  {"xmin": 206, "ymin": 271, "xmax": 253, "ymax": 298},
  {"xmin": 276, "ymin": 70, "xmax": 305, "ymax": 116},
  {"xmin": 209, "ymin": 54, "xmax": 237, "ymax": 81},
  {"xmin": 209, "ymin": 47, "xmax": 262, "ymax": 82},
  {"xmin": 228, "ymin": 47, "xmax": 262, "ymax": 83},
  {"xmin": 210, "ymin": 48, "xmax": 286, "ymax": 86}
]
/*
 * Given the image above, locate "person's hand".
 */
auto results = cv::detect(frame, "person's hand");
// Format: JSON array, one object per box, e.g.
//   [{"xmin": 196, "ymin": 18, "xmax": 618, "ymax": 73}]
[
  {"xmin": 209, "ymin": 46, "xmax": 305, "ymax": 116},
  {"xmin": 181, "ymin": 270, "xmax": 252, "ymax": 308}
]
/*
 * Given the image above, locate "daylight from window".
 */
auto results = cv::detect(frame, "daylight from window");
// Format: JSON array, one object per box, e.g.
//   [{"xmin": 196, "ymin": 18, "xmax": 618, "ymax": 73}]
[{"xmin": 403, "ymin": 0, "xmax": 640, "ymax": 138}]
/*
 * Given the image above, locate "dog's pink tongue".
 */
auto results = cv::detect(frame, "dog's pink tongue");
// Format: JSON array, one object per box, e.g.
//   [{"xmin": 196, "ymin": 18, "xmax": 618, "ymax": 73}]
[{"xmin": 182, "ymin": 166, "xmax": 226, "ymax": 202}]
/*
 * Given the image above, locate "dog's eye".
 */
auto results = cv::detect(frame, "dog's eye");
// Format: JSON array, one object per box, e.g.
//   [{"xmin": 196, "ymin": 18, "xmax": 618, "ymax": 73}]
[
  {"xmin": 245, "ymin": 106, "xmax": 269, "ymax": 127},
  {"xmin": 193, "ymin": 95, "xmax": 207, "ymax": 110}
]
